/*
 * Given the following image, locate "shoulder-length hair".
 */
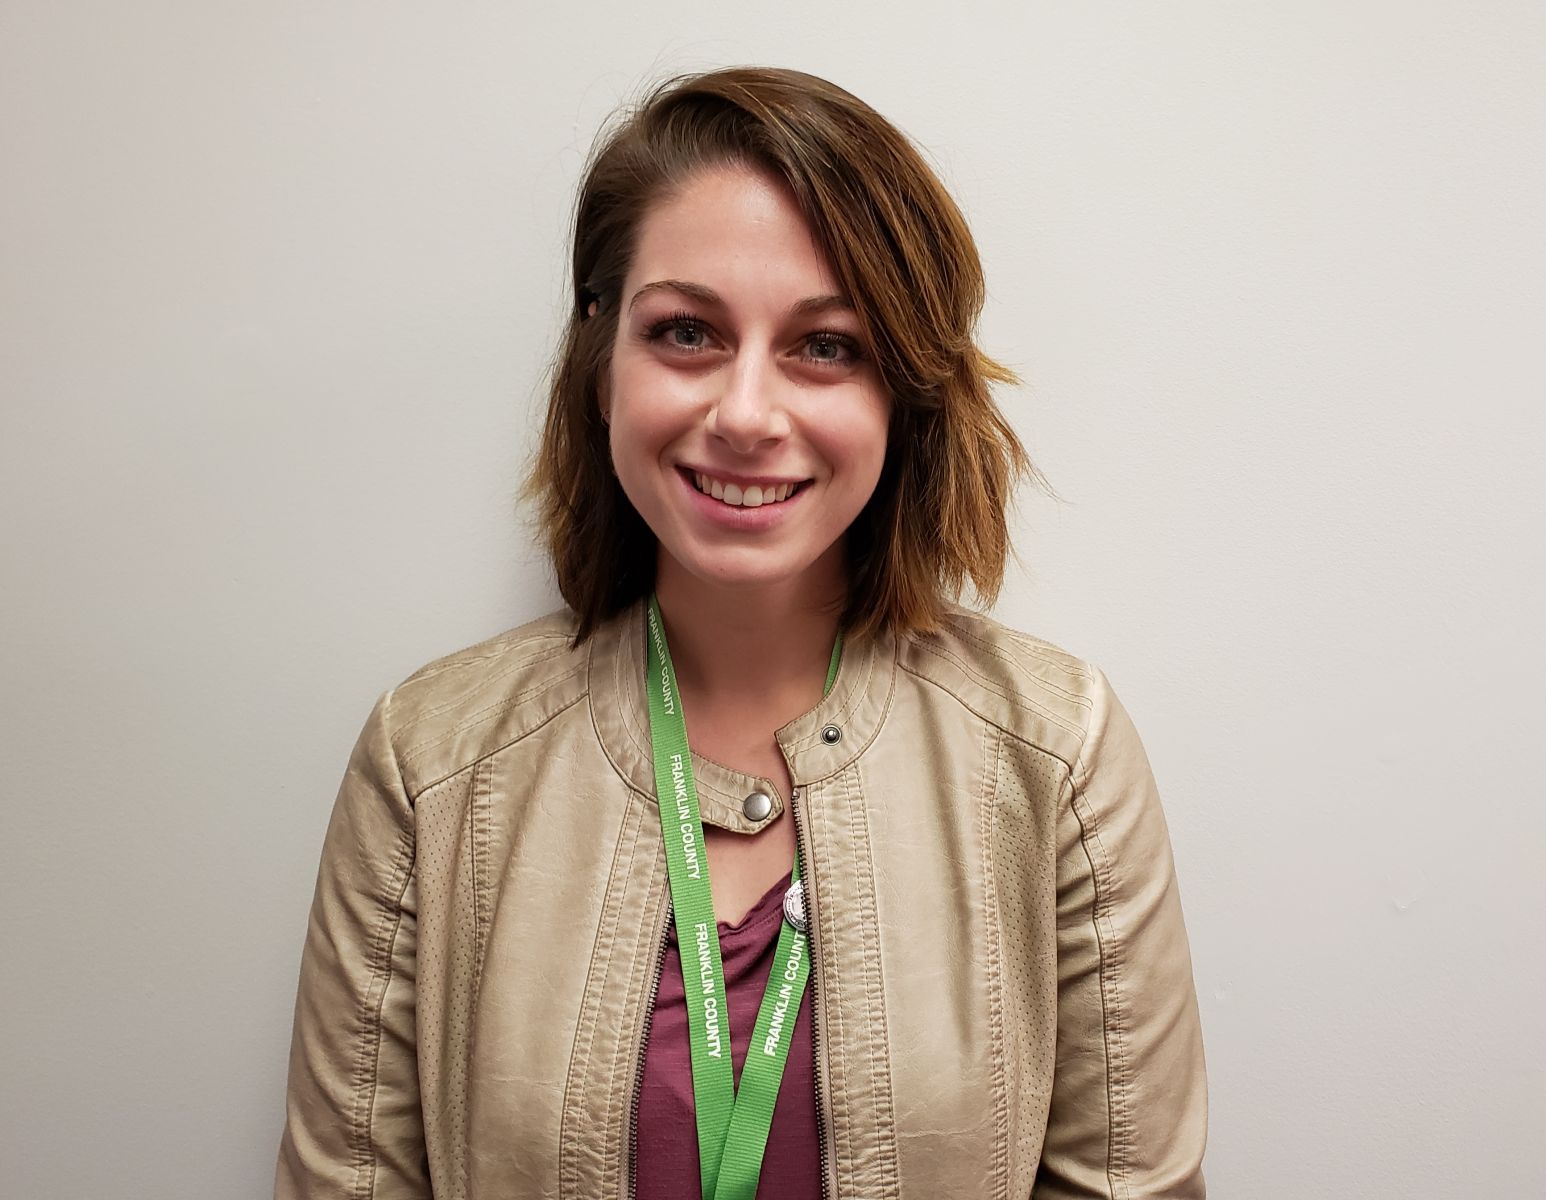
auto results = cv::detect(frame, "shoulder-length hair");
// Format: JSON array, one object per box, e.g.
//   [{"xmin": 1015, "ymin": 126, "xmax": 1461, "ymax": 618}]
[{"xmin": 522, "ymin": 66, "xmax": 1049, "ymax": 646}]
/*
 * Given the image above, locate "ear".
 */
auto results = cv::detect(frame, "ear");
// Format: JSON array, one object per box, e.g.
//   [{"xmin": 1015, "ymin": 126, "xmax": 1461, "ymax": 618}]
[{"xmin": 597, "ymin": 371, "xmax": 611, "ymax": 426}]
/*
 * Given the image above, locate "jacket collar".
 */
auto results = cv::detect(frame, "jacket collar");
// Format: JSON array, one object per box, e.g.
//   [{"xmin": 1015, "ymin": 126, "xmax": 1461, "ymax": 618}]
[{"xmin": 587, "ymin": 594, "xmax": 897, "ymax": 831}]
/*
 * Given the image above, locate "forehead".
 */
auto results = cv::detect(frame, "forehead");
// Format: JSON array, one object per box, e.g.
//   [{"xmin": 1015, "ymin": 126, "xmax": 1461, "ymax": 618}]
[{"xmin": 625, "ymin": 163, "xmax": 843, "ymax": 303}]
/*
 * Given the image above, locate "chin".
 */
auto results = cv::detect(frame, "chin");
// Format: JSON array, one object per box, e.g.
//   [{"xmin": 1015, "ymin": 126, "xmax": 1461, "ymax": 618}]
[
  {"xmin": 684, "ymin": 558, "xmax": 806, "ymax": 590},
  {"xmin": 662, "ymin": 542, "xmax": 838, "ymax": 595}
]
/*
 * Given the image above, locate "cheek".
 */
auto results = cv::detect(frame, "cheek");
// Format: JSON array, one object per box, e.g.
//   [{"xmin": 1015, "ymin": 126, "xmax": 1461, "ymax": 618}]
[
  {"xmin": 607, "ymin": 354, "xmax": 695, "ymax": 434},
  {"xmin": 823, "ymin": 400, "xmax": 891, "ymax": 484}
]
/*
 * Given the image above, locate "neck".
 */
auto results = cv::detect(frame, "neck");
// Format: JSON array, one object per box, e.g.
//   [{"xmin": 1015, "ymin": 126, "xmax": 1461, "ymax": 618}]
[{"xmin": 652, "ymin": 549, "xmax": 845, "ymax": 706}]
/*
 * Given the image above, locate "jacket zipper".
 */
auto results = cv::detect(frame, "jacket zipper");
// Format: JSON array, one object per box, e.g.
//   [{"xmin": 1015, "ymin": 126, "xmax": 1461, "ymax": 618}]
[
  {"xmin": 789, "ymin": 784, "xmax": 835, "ymax": 1200},
  {"xmin": 627, "ymin": 889, "xmax": 672, "ymax": 1200},
  {"xmin": 625, "ymin": 785, "xmax": 832, "ymax": 1200}
]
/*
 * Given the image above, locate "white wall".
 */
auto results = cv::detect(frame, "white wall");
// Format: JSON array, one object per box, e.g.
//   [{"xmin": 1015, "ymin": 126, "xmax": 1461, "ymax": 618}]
[{"xmin": 3, "ymin": 3, "xmax": 1542, "ymax": 1196}]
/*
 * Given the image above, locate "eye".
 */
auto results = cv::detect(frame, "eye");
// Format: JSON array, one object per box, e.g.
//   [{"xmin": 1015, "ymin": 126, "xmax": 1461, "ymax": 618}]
[
  {"xmin": 641, "ymin": 311, "xmax": 714, "ymax": 355},
  {"xmin": 801, "ymin": 331, "xmax": 865, "ymax": 368},
  {"xmin": 638, "ymin": 312, "xmax": 867, "ymax": 370}
]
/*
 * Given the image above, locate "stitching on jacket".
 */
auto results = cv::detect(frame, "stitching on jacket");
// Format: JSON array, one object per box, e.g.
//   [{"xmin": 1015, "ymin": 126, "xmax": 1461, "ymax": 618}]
[
  {"xmin": 912, "ymin": 636, "xmax": 1087, "ymax": 732},
  {"xmin": 802, "ymin": 636, "xmax": 897, "ymax": 772},
  {"xmin": 812, "ymin": 629, "xmax": 880, "ymax": 741},
  {"xmin": 559, "ymin": 786, "xmax": 648, "ymax": 1198},
  {"xmin": 608, "ymin": 601, "xmax": 902, "ymax": 796},
  {"xmin": 905, "ymin": 639, "xmax": 1088, "ymax": 744},
  {"xmin": 844, "ymin": 762, "xmax": 902, "ymax": 1199},
  {"xmin": 405, "ymin": 690, "xmax": 589, "ymax": 802},
  {"xmin": 787, "ymin": 630, "xmax": 893, "ymax": 759},
  {"xmin": 938, "ymin": 609, "xmax": 1094, "ymax": 674},
  {"xmin": 981, "ymin": 724, "xmax": 1011, "ymax": 1200},
  {"xmin": 608, "ymin": 610, "xmax": 894, "ymax": 802},
  {"xmin": 622, "ymin": 829, "xmax": 669, "ymax": 1195},
  {"xmin": 899, "ymin": 655, "xmax": 1078, "ymax": 764},
  {"xmin": 394, "ymin": 622, "xmax": 574, "ymax": 688},
  {"xmin": 397, "ymin": 663, "xmax": 587, "ymax": 773},
  {"xmin": 603, "ymin": 629, "xmax": 746, "ymax": 811},
  {"xmin": 401, "ymin": 636, "xmax": 575, "ymax": 721},
  {"xmin": 592, "ymin": 626, "xmax": 692, "ymax": 805},
  {"xmin": 685, "ymin": 744, "xmax": 785, "ymax": 810},
  {"xmin": 1069, "ymin": 743, "xmax": 1132, "ymax": 1200},
  {"xmin": 346, "ymin": 685, "xmax": 417, "ymax": 1198},
  {"xmin": 558, "ymin": 794, "xmax": 628, "ymax": 1196},
  {"xmin": 611, "ymin": 615, "xmax": 652, "ymax": 768},
  {"xmin": 806, "ymin": 776, "xmax": 852, "ymax": 1187},
  {"xmin": 349, "ymin": 809, "xmax": 417, "ymax": 1200},
  {"xmin": 939, "ymin": 617, "xmax": 1093, "ymax": 701},
  {"xmin": 468, "ymin": 759, "xmax": 492, "ymax": 1067},
  {"xmin": 406, "ymin": 646, "xmax": 575, "ymax": 732},
  {"xmin": 608, "ymin": 795, "xmax": 661, "ymax": 1198},
  {"xmin": 948, "ymin": 616, "xmax": 1090, "ymax": 677}
]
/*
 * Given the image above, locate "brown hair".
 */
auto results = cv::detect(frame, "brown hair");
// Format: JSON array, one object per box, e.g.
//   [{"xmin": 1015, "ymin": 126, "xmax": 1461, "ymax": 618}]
[{"xmin": 522, "ymin": 66, "xmax": 1050, "ymax": 645}]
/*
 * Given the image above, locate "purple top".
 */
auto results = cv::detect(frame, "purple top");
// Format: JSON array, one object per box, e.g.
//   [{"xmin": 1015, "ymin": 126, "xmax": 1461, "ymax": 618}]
[{"xmin": 634, "ymin": 869, "xmax": 822, "ymax": 1200}]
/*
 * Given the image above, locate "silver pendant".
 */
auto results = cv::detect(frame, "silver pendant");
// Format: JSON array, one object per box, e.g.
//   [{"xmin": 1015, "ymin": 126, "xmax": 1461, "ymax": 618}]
[{"xmin": 783, "ymin": 878, "xmax": 809, "ymax": 934}]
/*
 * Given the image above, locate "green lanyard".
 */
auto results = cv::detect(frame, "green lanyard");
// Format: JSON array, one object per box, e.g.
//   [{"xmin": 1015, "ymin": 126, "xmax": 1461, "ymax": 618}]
[{"xmin": 644, "ymin": 594, "xmax": 841, "ymax": 1200}]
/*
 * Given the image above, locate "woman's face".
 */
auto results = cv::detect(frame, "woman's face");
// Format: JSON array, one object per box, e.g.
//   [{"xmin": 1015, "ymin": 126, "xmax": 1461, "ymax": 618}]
[{"xmin": 603, "ymin": 162, "xmax": 891, "ymax": 598}]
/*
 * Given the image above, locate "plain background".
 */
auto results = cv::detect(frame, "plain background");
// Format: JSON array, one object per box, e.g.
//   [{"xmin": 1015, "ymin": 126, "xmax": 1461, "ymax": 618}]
[{"xmin": 3, "ymin": 3, "xmax": 1543, "ymax": 1196}]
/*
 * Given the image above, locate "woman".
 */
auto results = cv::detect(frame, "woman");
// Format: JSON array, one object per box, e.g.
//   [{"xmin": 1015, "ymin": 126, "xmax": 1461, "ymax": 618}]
[{"xmin": 275, "ymin": 66, "xmax": 1208, "ymax": 1199}]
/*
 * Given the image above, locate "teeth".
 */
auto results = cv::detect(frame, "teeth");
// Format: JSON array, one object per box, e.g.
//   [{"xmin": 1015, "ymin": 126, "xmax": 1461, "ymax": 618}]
[{"xmin": 691, "ymin": 472, "xmax": 801, "ymax": 507}]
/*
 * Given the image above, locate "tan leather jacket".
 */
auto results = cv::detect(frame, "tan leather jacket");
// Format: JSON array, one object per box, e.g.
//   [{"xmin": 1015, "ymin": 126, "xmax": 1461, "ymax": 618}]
[{"xmin": 275, "ymin": 596, "xmax": 1208, "ymax": 1198}]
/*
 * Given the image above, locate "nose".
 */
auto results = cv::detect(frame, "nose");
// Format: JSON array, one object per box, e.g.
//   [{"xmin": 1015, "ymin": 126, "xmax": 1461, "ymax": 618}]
[{"xmin": 705, "ymin": 348, "xmax": 791, "ymax": 454}]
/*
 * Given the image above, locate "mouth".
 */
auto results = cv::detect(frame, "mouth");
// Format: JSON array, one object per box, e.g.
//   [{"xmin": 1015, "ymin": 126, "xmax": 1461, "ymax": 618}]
[{"xmin": 678, "ymin": 467, "xmax": 813, "ymax": 509}]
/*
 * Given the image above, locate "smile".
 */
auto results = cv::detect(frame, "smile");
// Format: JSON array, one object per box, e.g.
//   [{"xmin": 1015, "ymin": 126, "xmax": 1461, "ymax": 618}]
[{"xmin": 686, "ymin": 470, "xmax": 810, "ymax": 508}]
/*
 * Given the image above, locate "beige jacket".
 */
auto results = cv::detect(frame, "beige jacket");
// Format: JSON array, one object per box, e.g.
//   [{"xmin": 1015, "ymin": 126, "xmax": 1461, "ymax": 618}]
[{"xmin": 275, "ymin": 596, "xmax": 1208, "ymax": 1198}]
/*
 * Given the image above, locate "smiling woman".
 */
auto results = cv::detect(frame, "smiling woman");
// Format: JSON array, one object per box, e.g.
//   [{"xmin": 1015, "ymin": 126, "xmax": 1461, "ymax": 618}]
[
  {"xmin": 606, "ymin": 162, "xmax": 891, "ymax": 603},
  {"xmin": 530, "ymin": 67, "xmax": 1037, "ymax": 651},
  {"xmin": 276, "ymin": 66, "xmax": 1209, "ymax": 1200}
]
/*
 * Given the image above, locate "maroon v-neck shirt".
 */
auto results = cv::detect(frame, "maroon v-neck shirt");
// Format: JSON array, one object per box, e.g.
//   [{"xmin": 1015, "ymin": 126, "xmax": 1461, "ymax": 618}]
[{"xmin": 634, "ymin": 869, "xmax": 822, "ymax": 1199}]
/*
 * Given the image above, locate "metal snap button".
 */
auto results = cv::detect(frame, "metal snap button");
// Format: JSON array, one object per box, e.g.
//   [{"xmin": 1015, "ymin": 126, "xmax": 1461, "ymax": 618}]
[
  {"xmin": 742, "ymin": 790, "xmax": 773, "ymax": 822},
  {"xmin": 821, "ymin": 724, "xmax": 841, "ymax": 745}
]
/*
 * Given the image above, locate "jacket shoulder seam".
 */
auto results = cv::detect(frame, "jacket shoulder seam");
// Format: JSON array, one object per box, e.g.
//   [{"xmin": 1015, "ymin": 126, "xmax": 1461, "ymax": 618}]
[
  {"xmin": 394, "ymin": 657, "xmax": 585, "ymax": 768},
  {"xmin": 403, "ymin": 685, "xmax": 589, "ymax": 801},
  {"xmin": 901, "ymin": 640, "xmax": 1086, "ymax": 770},
  {"xmin": 396, "ymin": 633, "xmax": 576, "ymax": 724},
  {"xmin": 380, "ymin": 613, "xmax": 589, "ymax": 798},
  {"xmin": 939, "ymin": 611, "xmax": 1094, "ymax": 689}
]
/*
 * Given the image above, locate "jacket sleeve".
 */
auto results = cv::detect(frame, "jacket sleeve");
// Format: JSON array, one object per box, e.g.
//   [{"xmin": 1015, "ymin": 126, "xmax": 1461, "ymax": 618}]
[
  {"xmin": 1033, "ymin": 665, "xmax": 1209, "ymax": 1199},
  {"xmin": 275, "ymin": 689, "xmax": 431, "ymax": 1199}
]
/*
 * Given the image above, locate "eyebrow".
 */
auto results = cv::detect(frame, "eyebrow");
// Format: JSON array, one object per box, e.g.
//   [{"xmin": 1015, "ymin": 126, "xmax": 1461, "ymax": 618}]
[{"xmin": 626, "ymin": 279, "xmax": 854, "ymax": 318}]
